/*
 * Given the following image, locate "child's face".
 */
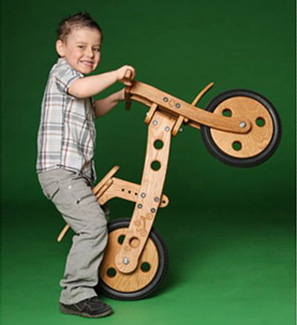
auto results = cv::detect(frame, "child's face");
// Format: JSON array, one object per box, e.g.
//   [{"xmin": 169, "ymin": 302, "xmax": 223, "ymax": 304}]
[{"xmin": 56, "ymin": 27, "xmax": 102, "ymax": 74}]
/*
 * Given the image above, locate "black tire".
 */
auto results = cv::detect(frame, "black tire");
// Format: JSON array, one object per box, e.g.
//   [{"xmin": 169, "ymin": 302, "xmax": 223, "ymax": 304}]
[
  {"xmin": 200, "ymin": 89, "xmax": 282, "ymax": 167},
  {"xmin": 96, "ymin": 219, "xmax": 169, "ymax": 300}
]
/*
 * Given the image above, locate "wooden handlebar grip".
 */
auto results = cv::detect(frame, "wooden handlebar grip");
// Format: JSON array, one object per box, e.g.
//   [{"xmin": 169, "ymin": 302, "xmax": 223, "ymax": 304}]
[
  {"xmin": 125, "ymin": 88, "xmax": 131, "ymax": 110},
  {"xmin": 124, "ymin": 69, "xmax": 133, "ymax": 80},
  {"xmin": 124, "ymin": 69, "xmax": 133, "ymax": 110}
]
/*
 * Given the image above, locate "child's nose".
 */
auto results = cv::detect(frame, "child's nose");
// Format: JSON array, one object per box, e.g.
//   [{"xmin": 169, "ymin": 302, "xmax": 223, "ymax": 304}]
[{"xmin": 85, "ymin": 48, "xmax": 94, "ymax": 58}]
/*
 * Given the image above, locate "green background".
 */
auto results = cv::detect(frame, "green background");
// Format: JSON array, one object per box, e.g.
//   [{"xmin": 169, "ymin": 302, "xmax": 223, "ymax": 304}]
[{"xmin": 2, "ymin": 0, "xmax": 295, "ymax": 324}]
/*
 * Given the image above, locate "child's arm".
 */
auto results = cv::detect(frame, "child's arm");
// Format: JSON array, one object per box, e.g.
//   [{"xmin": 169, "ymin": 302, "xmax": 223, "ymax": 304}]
[
  {"xmin": 93, "ymin": 88, "xmax": 125, "ymax": 118},
  {"xmin": 68, "ymin": 65, "xmax": 135, "ymax": 99}
]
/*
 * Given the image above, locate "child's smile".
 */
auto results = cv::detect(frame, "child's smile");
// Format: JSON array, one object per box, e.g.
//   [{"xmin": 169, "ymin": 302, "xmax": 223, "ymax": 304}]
[{"xmin": 56, "ymin": 27, "xmax": 102, "ymax": 75}]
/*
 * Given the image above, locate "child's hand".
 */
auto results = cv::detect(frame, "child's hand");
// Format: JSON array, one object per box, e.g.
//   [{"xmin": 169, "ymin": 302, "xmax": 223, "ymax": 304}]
[{"xmin": 116, "ymin": 65, "xmax": 136, "ymax": 86}]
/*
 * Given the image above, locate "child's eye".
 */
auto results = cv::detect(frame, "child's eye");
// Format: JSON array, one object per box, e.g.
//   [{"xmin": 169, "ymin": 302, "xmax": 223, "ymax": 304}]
[
  {"xmin": 78, "ymin": 45, "xmax": 85, "ymax": 49},
  {"xmin": 94, "ymin": 48, "xmax": 101, "ymax": 52}
]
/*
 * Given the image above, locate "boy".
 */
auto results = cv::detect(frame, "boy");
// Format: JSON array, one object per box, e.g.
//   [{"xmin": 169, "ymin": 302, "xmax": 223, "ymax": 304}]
[{"xmin": 36, "ymin": 12, "xmax": 135, "ymax": 318}]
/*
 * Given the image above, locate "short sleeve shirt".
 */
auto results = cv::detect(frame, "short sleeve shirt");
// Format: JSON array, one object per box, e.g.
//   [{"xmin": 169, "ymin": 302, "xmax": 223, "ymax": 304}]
[{"xmin": 36, "ymin": 58, "xmax": 97, "ymax": 182}]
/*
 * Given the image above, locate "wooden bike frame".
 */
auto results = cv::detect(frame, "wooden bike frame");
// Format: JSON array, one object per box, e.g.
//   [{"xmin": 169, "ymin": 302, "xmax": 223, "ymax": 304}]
[{"xmin": 58, "ymin": 72, "xmax": 254, "ymax": 274}]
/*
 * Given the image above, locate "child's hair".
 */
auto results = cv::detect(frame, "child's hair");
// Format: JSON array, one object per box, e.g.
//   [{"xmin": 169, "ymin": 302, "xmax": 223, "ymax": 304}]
[{"xmin": 57, "ymin": 12, "xmax": 103, "ymax": 42}]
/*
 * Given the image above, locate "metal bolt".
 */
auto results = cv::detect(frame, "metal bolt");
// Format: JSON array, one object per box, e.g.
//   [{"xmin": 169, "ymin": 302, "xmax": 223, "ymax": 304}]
[
  {"xmin": 165, "ymin": 126, "xmax": 170, "ymax": 132},
  {"xmin": 123, "ymin": 257, "xmax": 129, "ymax": 265},
  {"xmin": 153, "ymin": 120, "xmax": 158, "ymax": 126},
  {"xmin": 240, "ymin": 122, "xmax": 247, "ymax": 128},
  {"xmin": 154, "ymin": 197, "xmax": 159, "ymax": 202},
  {"xmin": 163, "ymin": 97, "xmax": 169, "ymax": 102},
  {"xmin": 141, "ymin": 193, "xmax": 146, "ymax": 198},
  {"xmin": 151, "ymin": 208, "xmax": 156, "ymax": 213},
  {"xmin": 175, "ymin": 103, "xmax": 181, "ymax": 108},
  {"xmin": 138, "ymin": 204, "xmax": 143, "ymax": 209}
]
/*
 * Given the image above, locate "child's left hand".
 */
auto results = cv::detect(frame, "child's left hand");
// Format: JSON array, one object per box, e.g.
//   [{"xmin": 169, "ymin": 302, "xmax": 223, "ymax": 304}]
[{"xmin": 116, "ymin": 65, "xmax": 136, "ymax": 86}]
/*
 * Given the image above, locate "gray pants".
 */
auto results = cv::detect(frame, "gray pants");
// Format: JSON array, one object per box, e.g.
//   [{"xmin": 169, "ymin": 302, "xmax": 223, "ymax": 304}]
[{"xmin": 38, "ymin": 169, "xmax": 108, "ymax": 305}]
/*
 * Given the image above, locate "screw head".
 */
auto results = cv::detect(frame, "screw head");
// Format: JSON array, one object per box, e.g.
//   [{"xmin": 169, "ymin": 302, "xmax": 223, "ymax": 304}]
[
  {"xmin": 154, "ymin": 197, "xmax": 159, "ymax": 202},
  {"xmin": 175, "ymin": 103, "xmax": 181, "ymax": 108},
  {"xmin": 153, "ymin": 120, "xmax": 158, "ymax": 126},
  {"xmin": 138, "ymin": 204, "xmax": 143, "ymax": 209},
  {"xmin": 163, "ymin": 97, "xmax": 169, "ymax": 102},
  {"xmin": 123, "ymin": 257, "xmax": 129, "ymax": 265},
  {"xmin": 151, "ymin": 208, "xmax": 156, "ymax": 213},
  {"xmin": 141, "ymin": 193, "xmax": 146, "ymax": 198},
  {"xmin": 165, "ymin": 126, "xmax": 170, "ymax": 132},
  {"xmin": 240, "ymin": 122, "xmax": 247, "ymax": 128}
]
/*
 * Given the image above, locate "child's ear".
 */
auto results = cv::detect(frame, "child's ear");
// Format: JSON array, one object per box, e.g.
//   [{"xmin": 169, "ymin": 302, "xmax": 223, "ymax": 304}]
[{"xmin": 56, "ymin": 40, "xmax": 65, "ymax": 57}]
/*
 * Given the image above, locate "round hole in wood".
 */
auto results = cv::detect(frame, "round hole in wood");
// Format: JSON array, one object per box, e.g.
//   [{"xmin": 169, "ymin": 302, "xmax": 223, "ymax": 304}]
[
  {"xmin": 106, "ymin": 267, "xmax": 117, "ymax": 278},
  {"xmin": 140, "ymin": 262, "xmax": 151, "ymax": 272},
  {"xmin": 154, "ymin": 140, "xmax": 164, "ymax": 150},
  {"xmin": 256, "ymin": 117, "xmax": 265, "ymax": 127},
  {"xmin": 232, "ymin": 141, "xmax": 242, "ymax": 151},
  {"xmin": 222, "ymin": 108, "xmax": 232, "ymax": 117},
  {"xmin": 129, "ymin": 237, "xmax": 140, "ymax": 248},
  {"xmin": 118, "ymin": 234, "xmax": 125, "ymax": 245},
  {"xmin": 151, "ymin": 160, "xmax": 161, "ymax": 171}
]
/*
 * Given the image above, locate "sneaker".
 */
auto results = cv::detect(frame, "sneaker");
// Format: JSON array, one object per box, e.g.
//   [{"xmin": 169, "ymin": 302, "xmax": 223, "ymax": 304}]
[{"xmin": 59, "ymin": 296, "xmax": 113, "ymax": 318}]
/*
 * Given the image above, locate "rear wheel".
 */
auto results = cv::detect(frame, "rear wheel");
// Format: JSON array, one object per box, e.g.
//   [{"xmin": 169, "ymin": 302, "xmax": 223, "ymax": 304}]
[
  {"xmin": 97, "ymin": 219, "xmax": 169, "ymax": 300},
  {"xmin": 201, "ymin": 89, "xmax": 282, "ymax": 167}
]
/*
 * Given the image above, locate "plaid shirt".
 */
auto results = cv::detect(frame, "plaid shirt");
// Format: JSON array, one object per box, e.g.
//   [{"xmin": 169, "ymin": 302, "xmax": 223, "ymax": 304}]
[{"xmin": 36, "ymin": 58, "xmax": 97, "ymax": 182}]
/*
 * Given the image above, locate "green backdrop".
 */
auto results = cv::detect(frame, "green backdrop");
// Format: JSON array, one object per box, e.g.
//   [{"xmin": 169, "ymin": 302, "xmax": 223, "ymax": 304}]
[{"xmin": 2, "ymin": 0, "xmax": 296, "ymax": 324}]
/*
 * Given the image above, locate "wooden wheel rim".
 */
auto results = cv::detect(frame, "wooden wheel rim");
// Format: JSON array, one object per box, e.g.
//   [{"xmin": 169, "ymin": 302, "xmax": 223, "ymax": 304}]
[
  {"xmin": 99, "ymin": 228, "xmax": 159, "ymax": 293},
  {"xmin": 210, "ymin": 96, "xmax": 274, "ymax": 158}
]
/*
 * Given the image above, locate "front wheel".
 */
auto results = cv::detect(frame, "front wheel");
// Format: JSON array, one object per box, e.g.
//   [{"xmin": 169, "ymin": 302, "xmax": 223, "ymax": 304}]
[
  {"xmin": 96, "ymin": 219, "xmax": 169, "ymax": 300},
  {"xmin": 200, "ymin": 89, "xmax": 282, "ymax": 168}
]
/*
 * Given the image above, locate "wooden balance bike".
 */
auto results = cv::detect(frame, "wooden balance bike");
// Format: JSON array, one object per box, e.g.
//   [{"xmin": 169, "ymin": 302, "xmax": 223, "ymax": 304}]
[{"xmin": 57, "ymin": 71, "xmax": 281, "ymax": 300}]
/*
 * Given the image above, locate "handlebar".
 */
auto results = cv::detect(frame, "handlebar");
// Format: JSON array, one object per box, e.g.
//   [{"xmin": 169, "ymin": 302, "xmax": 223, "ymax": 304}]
[
  {"xmin": 124, "ymin": 69, "xmax": 134, "ymax": 111},
  {"xmin": 124, "ymin": 69, "xmax": 133, "ymax": 81}
]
